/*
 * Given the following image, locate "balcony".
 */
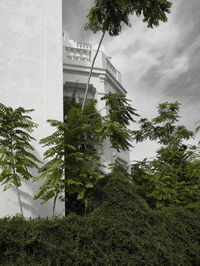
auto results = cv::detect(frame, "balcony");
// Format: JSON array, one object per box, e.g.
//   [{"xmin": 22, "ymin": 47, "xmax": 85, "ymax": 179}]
[
  {"xmin": 64, "ymin": 46, "xmax": 122, "ymax": 84},
  {"xmin": 65, "ymin": 47, "xmax": 91, "ymax": 63}
]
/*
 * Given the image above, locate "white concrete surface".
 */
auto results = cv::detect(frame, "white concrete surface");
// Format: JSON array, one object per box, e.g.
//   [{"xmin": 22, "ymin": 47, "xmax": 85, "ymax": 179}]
[{"xmin": 0, "ymin": 0, "xmax": 63, "ymax": 218}]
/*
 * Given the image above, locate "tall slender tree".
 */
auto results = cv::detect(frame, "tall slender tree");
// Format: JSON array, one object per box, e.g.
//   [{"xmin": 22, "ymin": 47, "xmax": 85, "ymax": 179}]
[{"xmin": 82, "ymin": 0, "xmax": 172, "ymax": 111}]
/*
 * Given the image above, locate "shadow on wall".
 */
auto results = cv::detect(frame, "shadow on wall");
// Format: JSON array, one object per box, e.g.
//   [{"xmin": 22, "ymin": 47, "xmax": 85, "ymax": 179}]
[{"xmin": 15, "ymin": 149, "xmax": 64, "ymax": 218}]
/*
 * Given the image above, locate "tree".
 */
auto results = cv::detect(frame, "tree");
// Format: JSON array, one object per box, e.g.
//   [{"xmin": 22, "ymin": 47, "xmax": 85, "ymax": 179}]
[
  {"xmin": 0, "ymin": 103, "xmax": 40, "ymax": 216},
  {"xmin": 34, "ymin": 119, "xmax": 67, "ymax": 218},
  {"xmin": 35, "ymin": 100, "xmax": 103, "ymax": 217},
  {"xmin": 35, "ymin": 94, "xmax": 137, "ymax": 216},
  {"xmin": 132, "ymin": 102, "xmax": 200, "ymax": 208},
  {"xmin": 100, "ymin": 93, "xmax": 138, "ymax": 151},
  {"xmin": 82, "ymin": 0, "xmax": 172, "ymax": 111}
]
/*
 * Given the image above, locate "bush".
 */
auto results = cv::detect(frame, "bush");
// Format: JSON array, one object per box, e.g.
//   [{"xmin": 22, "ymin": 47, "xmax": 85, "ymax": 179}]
[{"xmin": 0, "ymin": 178, "xmax": 200, "ymax": 265}]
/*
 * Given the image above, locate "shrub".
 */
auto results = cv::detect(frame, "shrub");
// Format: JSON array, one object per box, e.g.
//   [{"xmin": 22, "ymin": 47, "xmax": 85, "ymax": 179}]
[{"xmin": 0, "ymin": 178, "xmax": 200, "ymax": 265}]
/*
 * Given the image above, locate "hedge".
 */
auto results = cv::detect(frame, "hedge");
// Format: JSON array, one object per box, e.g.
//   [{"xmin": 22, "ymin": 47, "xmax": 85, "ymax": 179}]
[{"xmin": 0, "ymin": 178, "xmax": 200, "ymax": 265}]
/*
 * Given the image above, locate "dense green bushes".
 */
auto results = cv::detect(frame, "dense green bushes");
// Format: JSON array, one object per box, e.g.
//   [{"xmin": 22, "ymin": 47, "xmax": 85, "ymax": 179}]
[{"xmin": 0, "ymin": 178, "xmax": 200, "ymax": 265}]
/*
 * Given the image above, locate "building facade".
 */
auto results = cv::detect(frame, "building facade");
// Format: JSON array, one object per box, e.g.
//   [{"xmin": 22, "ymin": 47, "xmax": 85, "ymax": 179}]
[
  {"xmin": 0, "ymin": 2, "xmax": 130, "ymax": 218},
  {"xmin": 63, "ymin": 32, "xmax": 131, "ymax": 171},
  {"xmin": 0, "ymin": 0, "xmax": 63, "ymax": 218}
]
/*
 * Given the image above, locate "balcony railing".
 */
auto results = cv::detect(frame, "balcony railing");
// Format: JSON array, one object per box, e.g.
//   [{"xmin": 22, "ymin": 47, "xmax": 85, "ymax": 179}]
[
  {"xmin": 106, "ymin": 58, "xmax": 117, "ymax": 77},
  {"xmin": 64, "ymin": 46, "xmax": 122, "ymax": 84},
  {"xmin": 65, "ymin": 47, "xmax": 91, "ymax": 62},
  {"xmin": 106, "ymin": 58, "xmax": 122, "ymax": 83}
]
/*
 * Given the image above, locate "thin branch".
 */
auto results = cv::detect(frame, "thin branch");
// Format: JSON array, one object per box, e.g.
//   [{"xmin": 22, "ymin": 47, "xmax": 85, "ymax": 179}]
[
  {"xmin": 81, "ymin": 31, "xmax": 106, "ymax": 113},
  {"xmin": 88, "ymin": 106, "xmax": 108, "ymax": 118}
]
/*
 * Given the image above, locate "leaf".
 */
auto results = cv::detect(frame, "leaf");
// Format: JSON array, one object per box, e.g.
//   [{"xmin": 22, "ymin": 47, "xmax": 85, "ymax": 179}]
[
  {"xmin": 0, "ymin": 103, "xmax": 39, "ymax": 192},
  {"xmin": 77, "ymin": 191, "xmax": 85, "ymax": 200}
]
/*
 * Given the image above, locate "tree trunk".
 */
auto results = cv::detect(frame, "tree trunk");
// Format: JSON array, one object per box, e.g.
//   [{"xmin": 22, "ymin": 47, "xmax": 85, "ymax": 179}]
[
  {"xmin": 16, "ymin": 185, "xmax": 24, "ymax": 217},
  {"xmin": 81, "ymin": 31, "xmax": 105, "ymax": 113},
  {"xmin": 53, "ymin": 193, "xmax": 58, "ymax": 218}
]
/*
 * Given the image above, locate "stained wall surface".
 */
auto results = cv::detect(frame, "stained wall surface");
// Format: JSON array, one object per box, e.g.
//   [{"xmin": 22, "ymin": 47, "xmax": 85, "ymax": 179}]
[{"xmin": 0, "ymin": 0, "xmax": 63, "ymax": 217}]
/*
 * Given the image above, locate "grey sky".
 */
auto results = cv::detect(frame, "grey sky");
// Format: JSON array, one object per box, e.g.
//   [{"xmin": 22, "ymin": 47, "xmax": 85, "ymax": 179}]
[{"xmin": 63, "ymin": 0, "xmax": 200, "ymax": 160}]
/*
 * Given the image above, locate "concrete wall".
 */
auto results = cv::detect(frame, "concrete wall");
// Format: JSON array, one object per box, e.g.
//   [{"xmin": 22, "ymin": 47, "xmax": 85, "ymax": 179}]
[{"xmin": 0, "ymin": 0, "xmax": 63, "ymax": 217}]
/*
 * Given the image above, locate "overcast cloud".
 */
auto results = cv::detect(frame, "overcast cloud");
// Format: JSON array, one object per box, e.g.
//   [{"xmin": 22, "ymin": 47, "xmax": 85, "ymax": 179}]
[{"xmin": 63, "ymin": 0, "xmax": 200, "ymax": 160}]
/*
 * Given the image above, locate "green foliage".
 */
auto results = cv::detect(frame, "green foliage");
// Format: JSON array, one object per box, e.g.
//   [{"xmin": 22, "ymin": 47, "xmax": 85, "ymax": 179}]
[
  {"xmin": 36, "ymin": 94, "xmax": 136, "ymax": 215},
  {"xmin": 35, "ymin": 100, "xmax": 103, "ymax": 216},
  {"xmin": 86, "ymin": 0, "xmax": 172, "ymax": 36},
  {"xmin": 0, "ymin": 103, "xmax": 39, "ymax": 215},
  {"xmin": 99, "ymin": 120, "xmax": 133, "ymax": 151},
  {"xmin": 101, "ymin": 93, "xmax": 138, "ymax": 126},
  {"xmin": 134, "ymin": 102, "xmax": 194, "ymax": 147},
  {"xmin": 132, "ymin": 102, "xmax": 200, "ymax": 208},
  {"xmin": 34, "ymin": 119, "xmax": 66, "ymax": 216},
  {"xmin": 0, "ymin": 178, "xmax": 200, "ymax": 265},
  {"xmin": 100, "ymin": 93, "xmax": 138, "ymax": 151}
]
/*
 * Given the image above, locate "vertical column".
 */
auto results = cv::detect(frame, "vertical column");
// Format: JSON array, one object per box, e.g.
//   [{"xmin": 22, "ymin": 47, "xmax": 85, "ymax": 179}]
[{"xmin": 0, "ymin": 0, "xmax": 63, "ymax": 218}]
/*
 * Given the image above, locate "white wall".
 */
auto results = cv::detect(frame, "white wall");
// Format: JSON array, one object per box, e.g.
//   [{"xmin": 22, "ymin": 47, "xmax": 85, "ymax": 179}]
[{"xmin": 0, "ymin": 0, "xmax": 63, "ymax": 218}]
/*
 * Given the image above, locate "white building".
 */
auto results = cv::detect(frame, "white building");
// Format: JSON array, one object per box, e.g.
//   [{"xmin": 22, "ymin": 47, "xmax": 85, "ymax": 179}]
[
  {"xmin": 0, "ymin": 1, "xmax": 130, "ymax": 218},
  {"xmin": 0, "ymin": 0, "xmax": 63, "ymax": 218},
  {"xmin": 63, "ymin": 32, "xmax": 131, "ymax": 171}
]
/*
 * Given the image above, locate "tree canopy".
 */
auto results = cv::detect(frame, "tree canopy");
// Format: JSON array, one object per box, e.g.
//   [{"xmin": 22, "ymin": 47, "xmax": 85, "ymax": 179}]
[
  {"xmin": 86, "ymin": 0, "xmax": 172, "ymax": 36},
  {"xmin": 132, "ymin": 102, "xmax": 200, "ymax": 208}
]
